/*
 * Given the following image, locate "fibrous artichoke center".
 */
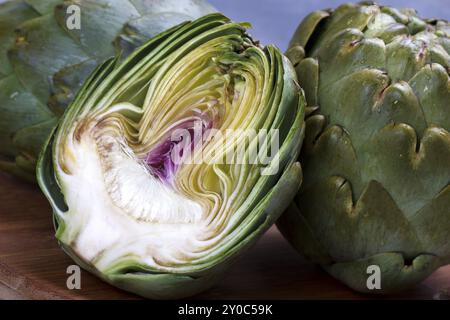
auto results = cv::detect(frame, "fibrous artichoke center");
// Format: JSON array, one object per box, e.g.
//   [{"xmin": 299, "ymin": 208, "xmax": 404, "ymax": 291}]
[{"xmin": 57, "ymin": 35, "xmax": 272, "ymax": 271}]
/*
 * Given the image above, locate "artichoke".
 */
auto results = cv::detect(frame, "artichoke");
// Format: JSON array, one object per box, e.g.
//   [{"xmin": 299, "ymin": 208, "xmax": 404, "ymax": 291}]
[
  {"xmin": 280, "ymin": 2, "xmax": 450, "ymax": 293},
  {"xmin": 37, "ymin": 14, "xmax": 305, "ymax": 299},
  {"xmin": 0, "ymin": 0, "xmax": 215, "ymax": 182}
]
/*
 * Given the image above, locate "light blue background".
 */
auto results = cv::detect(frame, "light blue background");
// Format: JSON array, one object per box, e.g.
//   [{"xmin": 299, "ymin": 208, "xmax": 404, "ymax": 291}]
[{"xmin": 209, "ymin": 0, "xmax": 450, "ymax": 51}]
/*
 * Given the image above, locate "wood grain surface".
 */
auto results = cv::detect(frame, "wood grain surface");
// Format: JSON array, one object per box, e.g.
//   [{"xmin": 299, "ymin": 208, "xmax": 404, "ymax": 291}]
[{"xmin": 0, "ymin": 173, "xmax": 449, "ymax": 300}]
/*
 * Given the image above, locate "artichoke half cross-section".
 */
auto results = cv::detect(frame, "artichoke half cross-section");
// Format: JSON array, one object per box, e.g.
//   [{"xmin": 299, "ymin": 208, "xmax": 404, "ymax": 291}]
[
  {"xmin": 280, "ymin": 2, "xmax": 450, "ymax": 294},
  {"xmin": 37, "ymin": 14, "xmax": 305, "ymax": 299}
]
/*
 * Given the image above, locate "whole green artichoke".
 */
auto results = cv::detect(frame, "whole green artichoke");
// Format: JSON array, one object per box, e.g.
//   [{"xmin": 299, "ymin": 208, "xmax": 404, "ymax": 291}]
[
  {"xmin": 38, "ymin": 14, "xmax": 305, "ymax": 299},
  {"xmin": 280, "ymin": 2, "xmax": 450, "ymax": 293},
  {"xmin": 0, "ymin": 0, "xmax": 215, "ymax": 181}
]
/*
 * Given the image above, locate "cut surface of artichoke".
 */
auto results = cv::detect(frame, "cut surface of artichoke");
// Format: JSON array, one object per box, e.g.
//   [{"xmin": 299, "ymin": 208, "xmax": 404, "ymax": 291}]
[
  {"xmin": 59, "ymin": 41, "xmax": 260, "ymax": 270},
  {"xmin": 38, "ymin": 14, "xmax": 305, "ymax": 298}
]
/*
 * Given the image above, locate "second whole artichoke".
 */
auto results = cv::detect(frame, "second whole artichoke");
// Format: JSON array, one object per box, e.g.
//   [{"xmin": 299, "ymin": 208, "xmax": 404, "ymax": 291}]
[{"xmin": 280, "ymin": 2, "xmax": 450, "ymax": 293}]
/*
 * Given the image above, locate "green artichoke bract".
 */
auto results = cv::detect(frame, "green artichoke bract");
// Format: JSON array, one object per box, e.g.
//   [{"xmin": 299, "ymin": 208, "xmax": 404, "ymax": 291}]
[
  {"xmin": 0, "ymin": 0, "xmax": 215, "ymax": 182},
  {"xmin": 280, "ymin": 2, "xmax": 450, "ymax": 293},
  {"xmin": 37, "ymin": 14, "xmax": 305, "ymax": 299}
]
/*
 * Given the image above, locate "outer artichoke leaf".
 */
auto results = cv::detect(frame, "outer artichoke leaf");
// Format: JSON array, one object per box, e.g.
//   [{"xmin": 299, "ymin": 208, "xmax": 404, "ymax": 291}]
[
  {"xmin": 0, "ymin": 74, "xmax": 53, "ymax": 158},
  {"xmin": 0, "ymin": 0, "xmax": 38, "ymax": 76},
  {"xmin": 364, "ymin": 13, "xmax": 409, "ymax": 43},
  {"xmin": 54, "ymin": 0, "xmax": 141, "ymax": 59},
  {"xmin": 411, "ymin": 185, "xmax": 450, "ymax": 257},
  {"xmin": 300, "ymin": 125, "xmax": 360, "ymax": 194},
  {"xmin": 277, "ymin": 201, "xmax": 333, "ymax": 266},
  {"xmin": 116, "ymin": 0, "xmax": 217, "ymax": 55},
  {"xmin": 49, "ymin": 59, "xmax": 100, "ymax": 115},
  {"xmin": 307, "ymin": 3, "xmax": 378, "ymax": 57},
  {"xmin": 25, "ymin": 0, "xmax": 61, "ymax": 15},
  {"xmin": 409, "ymin": 63, "xmax": 450, "ymax": 129},
  {"xmin": 385, "ymin": 35, "xmax": 430, "ymax": 82},
  {"xmin": 318, "ymin": 68, "xmax": 389, "ymax": 139},
  {"xmin": 293, "ymin": 177, "xmax": 421, "ymax": 262},
  {"xmin": 115, "ymin": 0, "xmax": 216, "ymax": 56},
  {"xmin": 316, "ymin": 31, "xmax": 387, "ymax": 87},
  {"xmin": 370, "ymin": 81, "xmax": 427, "ymax": 135},
  {"xmin": 0, "ymin": 158, "xmax": 34, "ymax": 182},
  {"xmin": 115, "ymin": 13, "xmax": 194, "ymax": 57},
  {"xmin": 13, "ymin": 117, "xmax": 59, "ymax": 169},
  {"xmin": 326, "ymin": 252, "xmax": 442, "ymax": 294},
  {"xmin": 130, "ymin": 0, "xmax": 216, "ymax": 17},
  {"xmin": 53, "ymin": 0, "xmax": 216, "ymax": 61},
  {"xmin": 38, "ymin": 13, "xmax": 305, "ymax": 299},
  {"xmin": 300, "ymin": 114, "xmax": 326, "ymax": 152},
  {"xmin": 8, "ymin": 13, "xmax": 90, "ymax": 104},
  {"xmin": 288, "ymin": 10, "xmax": 330, "ymax": 49},
  {"xmin": 295, "ymin": 57, "xmax": 318, "ymax": 106},
  {"xmin": 380, "ymin": 6, "xmax": 409, "ymax": 24},
  {"xmin": 365, "ymin": 124, "xmax": 450, "ymax": 215}
]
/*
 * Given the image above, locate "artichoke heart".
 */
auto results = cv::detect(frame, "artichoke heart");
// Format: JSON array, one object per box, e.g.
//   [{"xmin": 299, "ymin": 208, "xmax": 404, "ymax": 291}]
[
  {"xmin": 281, "ymin": 2, "xmax": 450, "ymax": 294},
  {"xmin": 38, "ymin": 14, "xmax": 305, "ymax": 299}
]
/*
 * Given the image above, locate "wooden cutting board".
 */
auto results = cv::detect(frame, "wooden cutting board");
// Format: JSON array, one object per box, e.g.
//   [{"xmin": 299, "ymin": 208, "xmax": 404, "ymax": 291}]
[{"xmin": 0, "ymin": 172, "xmax": 449, "ymax": 300}]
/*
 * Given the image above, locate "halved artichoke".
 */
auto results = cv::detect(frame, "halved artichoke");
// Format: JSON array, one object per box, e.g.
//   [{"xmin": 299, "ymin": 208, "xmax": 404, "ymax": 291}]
[
  {"xmin": 37, "ymin": 14, "xmax": 305, "ymax": 299},
  {"xmin": 0, "ymin": 0, "xmax": 215, "ymax": 181},
  {"xmin": 280, "ymin": 2, "xmax": 450, "ymax": 293}
]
